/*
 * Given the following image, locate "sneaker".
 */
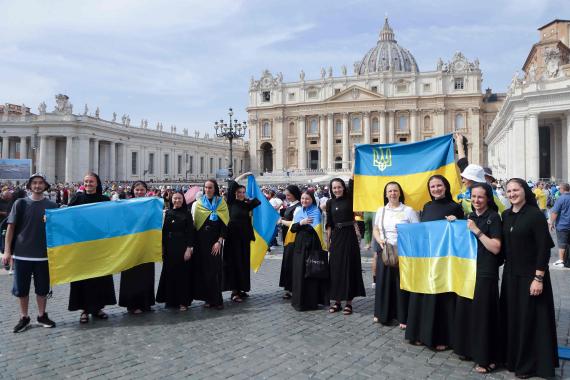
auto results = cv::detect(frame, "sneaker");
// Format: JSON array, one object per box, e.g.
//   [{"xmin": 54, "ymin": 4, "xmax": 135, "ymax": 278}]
[
  {"xmin": 553, "ymin": 260, "xmax": 565, "ymax": 268},
  {"xmin": 8, "ymin": 270, "xmax": 14, "ymax": 275},
  {"xmin": 13, "ymin": 316, "xmax": 31, "ymax": 333},
  {"xmin": 37, "ymin": 313, "xmax": 56, "ymax": 328}
]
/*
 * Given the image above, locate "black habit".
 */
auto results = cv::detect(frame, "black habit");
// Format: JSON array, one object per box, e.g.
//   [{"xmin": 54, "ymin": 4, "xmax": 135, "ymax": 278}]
[
  {"xmin": 500, "ymin": 204, "xmax": 558, "ymax": 378},
  {"xmin": 222, "ymin": 180, "xmax": 260, "ymax": 292},
  {"xmin": 67, "ymin": 193, "xmax": 117, "ymax": 313},
  {"xmin": 279, "ymin": 201, "xmax": 301, "ymax": 292},
  {"xmin": 156, "ymin": 207, "xmax": 195, "ymax": 307},
  {"xmin": 291, "ymin": 220, "xmax": 328, "ymax": 311},
  {"xmin": 326, "ymin": 188, "xmax": 365, "ymax": 301},
  {"xmin": 405, "ymin": 198, "xmax": 464, "ymax": 348},
  {"xmin": 452, "ymin": 209, "xmax": 502, "ymax": 367}
]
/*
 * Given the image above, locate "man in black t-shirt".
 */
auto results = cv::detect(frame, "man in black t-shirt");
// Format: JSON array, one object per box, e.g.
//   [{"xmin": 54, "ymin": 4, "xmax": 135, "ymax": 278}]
[{"xmin": 2, "ymin": 174, "xmax": 58, "ymax": 333}]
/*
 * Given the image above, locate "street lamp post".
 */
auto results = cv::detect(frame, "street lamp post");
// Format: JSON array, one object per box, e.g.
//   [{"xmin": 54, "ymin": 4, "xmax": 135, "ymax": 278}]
[{"xmin": 214, "ymin": 107, "xmax": 247, "ymax": 179}]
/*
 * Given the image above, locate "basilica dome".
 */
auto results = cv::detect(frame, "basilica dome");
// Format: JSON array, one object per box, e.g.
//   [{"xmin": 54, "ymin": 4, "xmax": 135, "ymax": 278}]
[{"xmin": 355, "ymin": 18, "xmax": 419, "ymax": 75}]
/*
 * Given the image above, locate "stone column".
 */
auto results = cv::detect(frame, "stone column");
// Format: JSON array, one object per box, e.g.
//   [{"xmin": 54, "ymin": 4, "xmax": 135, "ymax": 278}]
[
  {"xmin": 388, "ymin": 112, "xmax": 395, "ymax": 143},
  {"xmin": 92, "ymin": 139, "xmax": 99, "ymax": 173},
  {"xmin": 65, "ymin": 136, "xmax": 74, "ymax": 184},
  {"xmin": 410, "ymin": 110, "xmax": 419, "ymax": 142},
  {"xmin": 20, "ymin": 137, "xmax": 27, "ymax": 159},
  {"xmin": 1, "ymin": 137, "xmax": 9, "ymax": 159},
  {"xmin": 342, "ymin": 113, "xmax": 349, "ymax": 169},
  {"xmin": 327, "ymin": 114, "xmax": 334, "ymax": 170},
  {"xmin": 363, "ymin": 111, "xmax": 371, "ymax": 144},
  {"xmin": 565, "ymin": 114, "xmax": 570, "ymax": 181},
  {"xmin": 319, "ymin": 114, "xmax": 327, "ymax": 170},
  {"xmin": 297, "ymin": 116, "xmax": 306, "ymax": 169},
  {"xmin": 469, "ymin": 108, "xmax": 481, "ymax": 165},
  {"xmin": 77, "ymin": 136, "xmax": 90, "ymax": 180},
  {"xmin": 274, "ymin": 117, "xmax": 284, "ymax": 171},
  {"xmin": 525, "ymin": 114, "xmax": 539, "ymax": 181},
  {"xmin": 38, "ymin": 136, "xmax": 48, "ymax": 174},
  {"xmin": 110, "ymin": 141, "xmax": 116, "ymax": 181},
  {"xmin": 379, "ymin": 111, "xmax": 387, "ymax": 144}
]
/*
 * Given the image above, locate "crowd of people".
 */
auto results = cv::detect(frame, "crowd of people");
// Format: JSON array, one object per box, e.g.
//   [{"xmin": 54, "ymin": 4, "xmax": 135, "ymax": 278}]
[{"xmin": 1, "ymin": 136, "xmax": 569, "ymax": 378}]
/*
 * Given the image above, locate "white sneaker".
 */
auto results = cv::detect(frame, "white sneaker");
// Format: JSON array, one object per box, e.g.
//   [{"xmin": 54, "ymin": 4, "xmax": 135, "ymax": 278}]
[
  {"xmin": 553, "ymin": 260, "xmax": 564, "ymax": 268},
  {"xmin": 8, "ymin": 270, "xmax": 14, "ymax": 275}
]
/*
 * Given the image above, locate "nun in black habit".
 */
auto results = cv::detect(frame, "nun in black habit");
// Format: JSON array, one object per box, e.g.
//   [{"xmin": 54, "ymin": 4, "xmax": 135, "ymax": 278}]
[
  {"xmin": 278, "ymin": 185, "xmax": 302, "ymax": 299},
  {"xmin": 68, "ymin": 172, "xmax": 116, "ymax": 324},
  {"xmin": 119, "ymin": 181, "xmax": 156, "ymax": 314},
  {"xmin": 222, "ymin": 172, "xmax": 260, "ymax": 302},
  {"xmin": 405, "ymin": 175, "xmax": 464, "ymax": 350},
  {"xmin": 156, "ymin": 191, "xmax": 195, "ymax": 310}
]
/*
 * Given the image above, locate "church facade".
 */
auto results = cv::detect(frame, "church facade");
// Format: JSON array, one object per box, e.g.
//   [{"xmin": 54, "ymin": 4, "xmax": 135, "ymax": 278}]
[
  {"xmin": 486, "ymin": 19, "xmax": 570, "ymax": 182},
  {"xmin": 247, "ymin": 18, "xmax": 504, "ymax": 173}
]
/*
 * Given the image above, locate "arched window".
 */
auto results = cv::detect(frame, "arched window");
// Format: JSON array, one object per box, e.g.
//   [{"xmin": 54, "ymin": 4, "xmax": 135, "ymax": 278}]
[
  {"xmin": 423, "ymin": 115, "xmax": 431, "ymax": 130},
  {"xmin": 399, "ymin": 115, "xmax": 408, "ymax": 131},
  {"xmin": 309, "ymin": 118, "xmax": 318, "ymax": 134},
  {"xmin": 455, "ymin": 114, "xmax": 464, "ymax": 130},
  {"xmin": 351, "ymin": 117, "xmax": 361, "ymax": 133},
  {"xmin": 335, "ymin": 120, "xmax": 342, "ymax": 135},
  {"xmin": 262, "ymin": 121, "xmax": 271, "ymax": 138},
  {"xmin": 371, "ymin": 117, "xmax": 379, "ymax": 134},
  {"xmin": 289, "ymin": 122, "xmax": 296, "ymax": 136}
]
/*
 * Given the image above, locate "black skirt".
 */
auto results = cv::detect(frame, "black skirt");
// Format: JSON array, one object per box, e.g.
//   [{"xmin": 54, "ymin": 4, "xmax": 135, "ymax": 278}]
[
  {"xmin": 405, "ymin": 292, "xmax": 455, "ymax": 348},
  {"xmin": 191, "ymin": 220, "xmax": 224, "ymax": 307},
  {"xmin": 222, "ymin": 224, "xmax": 251, "ymax": 292},
  {"xmin": 328, "ymin": 227, "xmax": 365, "ymax": 301},
  {"xmin": 374, "ymin": 255, "xmax": 408, "ymax": 325},
  {"xmin": 278, "ymin": 242, "xmax": 294, "ymax": 292},
  {"xmin": 68, "ymin": 275, "xmax": 116, "ymax": 313},
  {"xmin": 156, "ymin": 236, "xmax": 192, "ymax": 307},
  {"xmin": 119, "ymin": 263, "xmax": 155, "ymax": 311},
  {"xmin": 500, "ymin": 271, "xmax": 558, "ymax": 378},
  {"xmin": 291, "ymin": 228, "xmax": 328, "ymax": 311},
  {"xmin": 452, "ymin": 277, "xmax": 500, "ymax": 366}
]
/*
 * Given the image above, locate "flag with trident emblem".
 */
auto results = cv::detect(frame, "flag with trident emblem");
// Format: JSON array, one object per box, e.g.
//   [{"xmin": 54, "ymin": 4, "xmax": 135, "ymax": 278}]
[{"xmin": 353, "ymin": 134, "xmax": 461, "ymax": 211}]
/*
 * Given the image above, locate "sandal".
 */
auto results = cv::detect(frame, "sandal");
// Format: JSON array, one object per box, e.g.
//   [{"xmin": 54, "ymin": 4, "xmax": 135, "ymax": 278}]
[
  {"xmin": 329, "ymin": 302, "xmax": 342, "ymax": 313},
  {"xmin": 399, "ymin": 323, "xmax": 406, "ymax": 330},
  {"xmin": 93, "ymin": 310, "xmax": 108, "ymax": 320},
  {"xmin": 373, "ymin": 317, "xmax": 379, "ymax": 323},
  {"xmin": 179, "ymin": 306, "xmax": 188, "ymax": 311},
  {"xmin": 474, "ymin": 364, "xmax": 495, "ymax": 374},
  {"xmin": 239, "ymin": 291, "xmax": 249, "ymax": 298},
  {"xmin": 231, "ymin": 294, "xmax": 243, "ymax": 303},
  {"xmin": 342, "ymin": 304, "xmax": 353, "ymax": 315},
  {"xmin": 282, "ymin": 292, "xmax": 292, "ymax": 300},
  {"xmin": 79, "ymin": 312, "xmax": 89, "ymax": 324},
  {"xmin": 435, "ymin": 345, "xmax": 448, "ymax": 351}
]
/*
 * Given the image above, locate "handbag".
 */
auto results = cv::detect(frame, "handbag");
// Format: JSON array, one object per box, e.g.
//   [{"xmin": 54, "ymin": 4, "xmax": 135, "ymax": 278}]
[
  {"xmin": 305, "ymin": 249, "xmax": 329, "ymax": 279},
  {"xmin": 380, "ymin": 208, "xmax": 399, "ymax": 268}
]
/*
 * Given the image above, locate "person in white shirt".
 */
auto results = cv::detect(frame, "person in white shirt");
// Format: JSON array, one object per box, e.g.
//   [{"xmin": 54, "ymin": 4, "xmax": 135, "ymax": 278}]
[{"xmin": 372, "ymin": 181, "xmax": 419, "ymax": 328}]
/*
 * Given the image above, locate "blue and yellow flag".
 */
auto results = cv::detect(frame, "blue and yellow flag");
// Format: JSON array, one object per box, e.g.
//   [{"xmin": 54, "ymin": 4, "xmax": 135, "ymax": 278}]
[
  {"xmin": 397, "ymin": 220, "xmax": 478, "ymax": 299},
  {"xmin": 283, "ymin": 205, "xmax": 326, "ymax": 250},
  {"xmin": 45, "ymin": 197, "xmax": 163, "ymax": 285},
  {"xmin": 246, "ymin": 175, "xmax": 280, "ymax": 272},
  {"xmin": 354, "ymin": 134, "xmax": 461, "ymax": 211}
]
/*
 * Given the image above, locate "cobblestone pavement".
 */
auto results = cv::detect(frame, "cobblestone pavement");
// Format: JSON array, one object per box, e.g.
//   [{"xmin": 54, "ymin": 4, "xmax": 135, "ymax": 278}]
[{"xmin": 0, "ymin": 247, "xmax": 568, "ymax": 379}]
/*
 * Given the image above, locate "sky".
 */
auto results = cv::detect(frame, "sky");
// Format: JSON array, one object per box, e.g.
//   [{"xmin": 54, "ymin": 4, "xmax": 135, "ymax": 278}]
[{"xmin": 1, "ymin": 0, "xmax": 568, "ymax": 135}]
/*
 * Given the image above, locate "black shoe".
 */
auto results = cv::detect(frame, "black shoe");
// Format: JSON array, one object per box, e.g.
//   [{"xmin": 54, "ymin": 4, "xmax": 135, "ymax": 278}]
[
  {"xmin": 13, "ymin": 316, "xmax": 31, "ymax": 333},
  {"xmin": 37, "ymin": 313, "xmax": 56, "ymax": 328}
]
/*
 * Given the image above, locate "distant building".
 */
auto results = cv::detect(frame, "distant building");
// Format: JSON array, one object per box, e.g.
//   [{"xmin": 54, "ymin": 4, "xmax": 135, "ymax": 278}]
[
  {"xmin": 486, "ymin": 19, "xmax": 570, "ymax": 181},
  {"xmin": 0, "ymin": 94, "xmax": 248, "ymax": 183},
  {"xmin": 247, "ymin": 18, "xmax": 504, "ymax": 173}
]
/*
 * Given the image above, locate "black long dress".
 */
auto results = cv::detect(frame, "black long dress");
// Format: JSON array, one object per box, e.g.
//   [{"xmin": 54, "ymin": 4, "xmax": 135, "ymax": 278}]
[
  {"xmin": 500, "ymin": 204, "xmax": 558, "ymax": 378},
  {"xmin": 291, "ymin": 221, "xmax": 328, "ymax": 311},
  {"xmin": 156, "ymin": 207, "xmax": 195, "ymax": 307},
  {"xmin": 223, "ymin": 180, "xmax": 260, "ymax": 293},
  {"xmin": 405, "ymin": 198, "xmax": 464, "ymax": 348},
  {"xmin": 68, "ymin": 193, "xmax": 117, "ymax": 314},
  {"xmin": 279, "ymin": 201, "xmax": 300, "ymax": 292},
  {"xmin": 326, "ymin": 192, "xmax": 365, "ymax": 301},
  {"xmin": 452, "ymin": 209, "xmax": 502, "ymax": 366},
  {"xmin": 192, "ymin": 208, "xmax": 227, "ymax": 307}
]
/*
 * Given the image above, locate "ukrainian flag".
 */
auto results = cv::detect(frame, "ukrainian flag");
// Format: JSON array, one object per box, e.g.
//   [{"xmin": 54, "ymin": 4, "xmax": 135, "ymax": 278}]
[
  {"xmin": 397, "ymin": 220, "xmax": 478, "ymax": 299},
  {"xmin": 45, "ymin": 197, "xmax": 163, "ymax": 285},
  {"xmin": 246, "ymin": 176, "xmax": 280, "ymax": 272},
  {"xmin": 354, "ymin": 134, "xmax": 461, "ymax": 212}
]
